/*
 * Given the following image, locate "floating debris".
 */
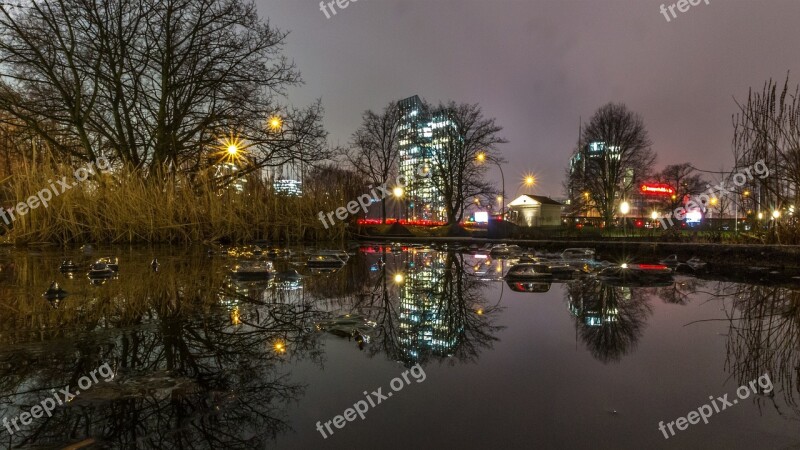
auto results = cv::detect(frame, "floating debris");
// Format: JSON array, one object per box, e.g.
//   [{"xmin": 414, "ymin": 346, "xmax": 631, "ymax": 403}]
[
  {"xmin": 60, "ymin": 259, "xmax": 80, "ymax": 273},
  {"xmin": 276, "ymin": 269, "xmax": 302, "ymax": 281},
  {"xmin": 316, "ymin": 314, "xmax": 377, "ymax": 339},
  {"xmin": 230, "ymin": 261, "xmax": 274, "ymax": 281},
  {"xmin": 43, "ymin": 281, "xmax": 68, "ymax": 300},
  {"xmin": 96, "ymin": 257, "xmax": 119, "ymax": 272},
  {"xmin": 88, "ymin": 262, "xmax": 116, "ymax": 280}
]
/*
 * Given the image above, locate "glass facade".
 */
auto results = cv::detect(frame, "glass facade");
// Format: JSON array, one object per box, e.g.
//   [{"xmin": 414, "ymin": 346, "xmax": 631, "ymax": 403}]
[{"xmin": 397, "ymin": 95, "xmax": 454, "ymax": 221}]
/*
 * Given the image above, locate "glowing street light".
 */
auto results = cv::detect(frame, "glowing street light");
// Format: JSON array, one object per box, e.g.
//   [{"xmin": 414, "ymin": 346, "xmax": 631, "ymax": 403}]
[
  {"xmin": 219, "ymin": 134, "xmax": 246, "ymax": 161},
  {"xmin": 268, "ymin": 116, "xmax": 283, "ymax": 131},
  {"xmin": 392, "ymin": 187, "xmax": 405, "ymax": 221},
  {"xmin": 758, "ymin": 212, "xmax": 764, "ymax": 220},
  {"xmin": 620, "ymin": 201, "xmax": 630, "ymax": 236},
  {"xmin": 651, "ymin": 211, "xmax": 659, "ymax": 221},
  {"xmin": 393, "ymin": 273, "xmax": 405, "ymax": 284},
  {"xmin": 772, "ymin": 210, "xmax": 781, "ymax": 219},
  {"xmin": 524, "ymin": 174, "xmax": 537, "ymax": 187},
  {"xmin": 476, "ymin": 152, "xmax": 506, "ymax": 219}
]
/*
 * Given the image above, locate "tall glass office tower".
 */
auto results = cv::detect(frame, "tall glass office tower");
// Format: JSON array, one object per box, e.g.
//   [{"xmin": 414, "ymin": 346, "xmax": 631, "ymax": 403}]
[{"xmin": 397, "ymin": 95, "xmax": 453, "ymax": 222}]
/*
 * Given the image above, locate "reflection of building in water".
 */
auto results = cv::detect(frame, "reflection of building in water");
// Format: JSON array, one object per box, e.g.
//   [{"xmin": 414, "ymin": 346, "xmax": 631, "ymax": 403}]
[
  {"xmin": 219, "ymin": 278, "xmax": 307, "ymax": 306},
  {"xmin": 568, "ymin": 281, "xmax": 629, "ymax": 327},
  {"xmin": 398, "ymin": 252, "xmax": 461, "ymax": 361}
]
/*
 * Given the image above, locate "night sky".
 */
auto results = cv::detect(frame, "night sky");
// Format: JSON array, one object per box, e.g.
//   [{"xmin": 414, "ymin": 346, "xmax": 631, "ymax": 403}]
[{"xmin": 260, "ymin": 0, "xmax": 800, "ymax": 197}]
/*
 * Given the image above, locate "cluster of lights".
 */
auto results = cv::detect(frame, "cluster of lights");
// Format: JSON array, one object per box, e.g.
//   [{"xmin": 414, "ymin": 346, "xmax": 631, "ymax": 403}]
[{"xmin": 356, "ymin": 218, "xmax": 447, "ymax": 226}]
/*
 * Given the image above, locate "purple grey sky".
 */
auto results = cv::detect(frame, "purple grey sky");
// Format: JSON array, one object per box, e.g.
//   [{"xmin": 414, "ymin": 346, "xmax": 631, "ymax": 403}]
[{"xmin": 260, "ymin": 0, "xmax": 800, "ymax": 197}]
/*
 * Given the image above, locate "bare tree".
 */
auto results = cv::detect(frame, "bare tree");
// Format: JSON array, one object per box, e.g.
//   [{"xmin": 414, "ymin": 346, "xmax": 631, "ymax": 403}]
[
  {"xmin": 568, "ymin": 103, "xmax": 655, "ymax": 225},
  {"xmin": 344, "ymin": 102, "xmax": 402, "ymax": 223},
  {"xmin": 0, "ymin": 0, "xmax": 328, "ymax": 179},
  {"xmin": 733, "ymin": 75, "xmax": 800, "ymax": 242},
  {"xmin": 654, "ymin": 163, "xmax": 707, "ymax": 212},
  {"xmin": 428, "ymin": 102, "xmax": 507, "ymax": 225}
]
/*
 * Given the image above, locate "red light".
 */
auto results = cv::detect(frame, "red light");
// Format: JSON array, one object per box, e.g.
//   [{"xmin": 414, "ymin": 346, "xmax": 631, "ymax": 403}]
[
  {"xmin": 640, "ymin": 184, "xmax": 675, "ymax": 196},
  {"xmin": 638, "ymin": 264, "xmax": 668, "ymax": 270}
]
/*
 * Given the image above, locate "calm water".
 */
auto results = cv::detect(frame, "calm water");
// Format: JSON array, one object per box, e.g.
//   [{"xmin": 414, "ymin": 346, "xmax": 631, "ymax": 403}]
[{"xmin": 0, "ymin": 245, "xmax": 797, "ymax": 449}]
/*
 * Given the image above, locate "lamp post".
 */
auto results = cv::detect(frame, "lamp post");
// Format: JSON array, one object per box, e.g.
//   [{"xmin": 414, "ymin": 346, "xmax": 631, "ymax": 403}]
[
  {"xmin": 620, "ymin": 201, "xmax": 631, "ymax": 237},
  {"xmin": 393, "ymin": 187, "xmax": 405, "ymax": 222},
  {"xmin": 476, "ymin": 152, "xmax": 505, "ymax": 219}
]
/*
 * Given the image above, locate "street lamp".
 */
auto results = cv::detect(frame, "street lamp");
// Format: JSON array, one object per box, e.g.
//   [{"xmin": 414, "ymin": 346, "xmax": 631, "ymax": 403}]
[
  {"xmin": 620, "ymin": 201, "xmax": 631, "ymax": 236},
  {"xmin": 268, "ymin": 116, "xmax": 283, "ymax": 131},
  {"xmin": 476, "ymin": 152, "xmax": 505, "ymax": 219},
  {"xmin": 393, "ymin": 187, "xmax": 405, "ymax": 222},
  {"xmin": 772, "ymin": 210, "xmax": 781, "ymax": 219}
]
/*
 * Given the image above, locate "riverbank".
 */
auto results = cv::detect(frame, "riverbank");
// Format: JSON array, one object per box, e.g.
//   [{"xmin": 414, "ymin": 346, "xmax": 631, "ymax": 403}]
[{"xmin": 357, "ymin": 234, "xmax": 800, "ymax": 273}]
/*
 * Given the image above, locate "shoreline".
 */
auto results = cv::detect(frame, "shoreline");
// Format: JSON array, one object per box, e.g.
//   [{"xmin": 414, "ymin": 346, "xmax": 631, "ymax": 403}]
[{"xmin": 356, "ymin": 235, "xmax": 800, "ymax": 272}]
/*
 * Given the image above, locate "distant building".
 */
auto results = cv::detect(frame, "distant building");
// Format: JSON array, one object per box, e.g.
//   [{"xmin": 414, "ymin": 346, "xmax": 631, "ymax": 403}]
[
  {"xmin": 397, "ymin": 95, "xmax": 454, "ymax": 221},
  {"xmin": 507, "ymin": 195, "xmax": 563, "ymax": 227},
  {"xmin": 265, "ymin": 162, "xmax": 304, "ymax": 196},
  {"xmin": 568, "ymin": 141, "xmax": 635, "ymax": 217}
]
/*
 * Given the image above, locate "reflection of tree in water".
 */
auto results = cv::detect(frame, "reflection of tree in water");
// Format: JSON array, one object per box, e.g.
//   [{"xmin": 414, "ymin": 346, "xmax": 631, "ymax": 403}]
[
  {"xmin": 332, "ymin": 250, "xmax": 503, "ymax": 366},
  {"xmin": 0, "ymin": 250, "xmax": 324, "ymax": 449},
  {"xmin": 719, "ymin": 283, "xmax": 800, "ymax": 415},
  {"xmin": 655, "ymin": 278, "xmax": 707, "ymax": 305},
  {"xmin": 567, "ymin": 279, "xmax": 653, "ymax": 363}
]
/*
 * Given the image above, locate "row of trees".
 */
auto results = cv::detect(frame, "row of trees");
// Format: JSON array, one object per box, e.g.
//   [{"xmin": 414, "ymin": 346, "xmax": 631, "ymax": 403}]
[
  {"xmin": 0, "ymin": 0, "xmax": 508, "ymax": 237},
  {"xmin": 0, "ymin": 0, "xmax": 328, "ymax": 182},
  {"xmin": 343, "ymin": 99, "xmax": 506, "ymax": 226},
  {"xmin": 565, "ymin": 99, "xmax": 787, "ymax": 230}
]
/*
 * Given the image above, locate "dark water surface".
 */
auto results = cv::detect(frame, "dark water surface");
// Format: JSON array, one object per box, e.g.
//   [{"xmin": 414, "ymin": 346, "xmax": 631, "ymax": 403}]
[{"xmin": 0, "ymin": 245, "xmax": 798, "ymax": 449}]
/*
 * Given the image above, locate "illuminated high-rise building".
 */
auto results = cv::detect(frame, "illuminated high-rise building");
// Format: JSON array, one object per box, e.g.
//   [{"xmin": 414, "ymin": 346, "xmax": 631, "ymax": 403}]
[{"xmin": 397, "ymin": 95, "xmax": 456, "ymax": 221}]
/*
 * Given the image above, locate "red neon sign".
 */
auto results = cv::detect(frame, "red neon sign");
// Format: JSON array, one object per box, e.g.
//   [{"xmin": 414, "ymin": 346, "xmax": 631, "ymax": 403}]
[{"xmin": 640, "ymin": 184, "xmax": 675, "ymax": 196}]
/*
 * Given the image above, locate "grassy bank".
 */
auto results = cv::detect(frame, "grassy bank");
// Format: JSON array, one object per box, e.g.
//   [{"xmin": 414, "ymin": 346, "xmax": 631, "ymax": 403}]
[{"xmin": 1, "ymin": 163, "xmax": 349, "ymax": 245}]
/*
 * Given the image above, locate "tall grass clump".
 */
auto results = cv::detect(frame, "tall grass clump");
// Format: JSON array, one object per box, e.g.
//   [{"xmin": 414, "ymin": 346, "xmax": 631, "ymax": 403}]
[{"xmin": 1, "ymin": 162, "xmax": 350, "ymax": 245}]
